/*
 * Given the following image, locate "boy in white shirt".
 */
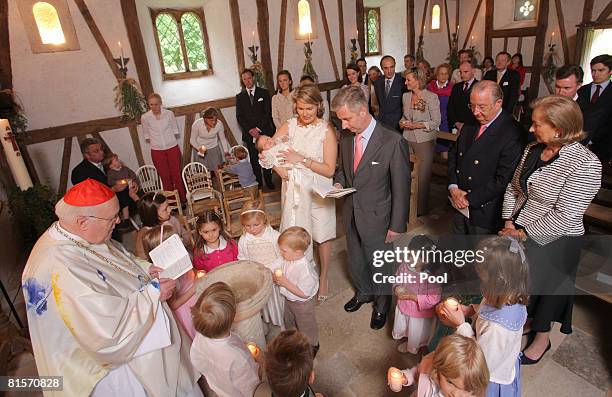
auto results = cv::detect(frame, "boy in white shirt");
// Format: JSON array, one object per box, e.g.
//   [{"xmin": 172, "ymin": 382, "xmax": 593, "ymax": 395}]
[
  {"xmin": 190, "ymin": 282, "xmax": 261, "ymax": 397},
  {"xmin": 271, "ymin": 227, "xmax": 320, "ymax": 356}
]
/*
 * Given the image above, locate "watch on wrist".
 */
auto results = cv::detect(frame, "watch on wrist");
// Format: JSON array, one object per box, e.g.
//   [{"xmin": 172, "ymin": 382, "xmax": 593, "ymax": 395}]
[{"xmin": 302, "ymin": 157, "xmax": 309, "ymax": 167}]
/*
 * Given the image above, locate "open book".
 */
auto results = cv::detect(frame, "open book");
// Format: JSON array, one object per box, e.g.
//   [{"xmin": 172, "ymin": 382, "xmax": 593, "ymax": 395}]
[
  {"xmin": 448, "ymin": 196, "xmax": 470, "ymax": 218},
  {"xmin": 148, "ymin": 234, "xmax": 193, "ymax": 280},
  {"xmin": 313, "ymin": 179, "xmax": 356, "ymax": 199}
]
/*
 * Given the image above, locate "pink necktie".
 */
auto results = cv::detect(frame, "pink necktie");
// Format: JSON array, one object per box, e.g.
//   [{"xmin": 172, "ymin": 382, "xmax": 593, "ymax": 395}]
[
  {"xmin": 476, "ymin": 125, "xmax": 486, "ymax": 140},
  {"xmin": 353, "ymin": 134, "xmax": 364, "ymax": 172}
]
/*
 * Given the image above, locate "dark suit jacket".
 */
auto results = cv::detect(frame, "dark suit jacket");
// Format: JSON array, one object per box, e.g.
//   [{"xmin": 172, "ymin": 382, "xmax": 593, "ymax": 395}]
[
  {"xmin": 577, "ymin": 82, "xmax": 612, "ymax": 161},
  {"xmin": 71, "ymin": 159, "xmax": 108, "ymax": 186},
  {"xmin": 448, "ymin": 110, "xmax": 525, "ymax": 230},
  {"xmin": 373, "ymin": 73, "xmax": 406, "ymax": 131},
  {"xmin": 235, "ymin": 87, "xmax": 275, "ymax": 143},
  {"xmin": 483, "ymin": 69, "xmax": 520, "ymax": 112},
  {"xmin": 334, "ymin": 121, "xmax": 411, "ymax": 241},
  {"xmin": 447, "ymin": 79, "xmax": 479, "ymax": 129}
]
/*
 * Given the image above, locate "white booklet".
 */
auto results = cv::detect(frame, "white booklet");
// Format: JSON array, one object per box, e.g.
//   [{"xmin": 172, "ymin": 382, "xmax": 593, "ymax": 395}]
[
  {"xmin": 313, "ymin": 180, "xmax": 356, "ymax": 199},
  {"xmin": 448, "ymin": 196, "xmax": 470, "ymax": 218},
  {"xmin": 148, "ymin": 234, "xmax": 192, "ymax": 280}
]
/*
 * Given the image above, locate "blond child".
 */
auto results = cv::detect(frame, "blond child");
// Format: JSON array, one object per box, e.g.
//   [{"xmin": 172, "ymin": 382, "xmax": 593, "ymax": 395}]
[
  {"xmin": 224, "ymin": 146, "xmax": 258, "ymax": 188},
  {"xmin": 237, "ymin": 200, "xmax": 284, "ymax": 328},
  {"xmin": 103, "ymin": 152, "xmax": 139, "ymax": 222},
  {"xmin": 271, "ymin": 227, "xmax": 320, "ymax": 356},
  {"xmin": 142, "ymin": 224, "xmax": 197, "ymax": 340},
  {"xmin": 190, "ymin": 282, "xmax": 261, "ymax": 397},
  {"xmin": 395, "ymin": 334, "xmax": 490, "ymax": 397}
]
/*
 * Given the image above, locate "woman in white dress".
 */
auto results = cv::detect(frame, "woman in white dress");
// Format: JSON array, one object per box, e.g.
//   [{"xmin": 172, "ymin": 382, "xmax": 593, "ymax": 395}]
[{"xmin": 271, "ymin": 84, "xmax": 337, "ymax": 302}]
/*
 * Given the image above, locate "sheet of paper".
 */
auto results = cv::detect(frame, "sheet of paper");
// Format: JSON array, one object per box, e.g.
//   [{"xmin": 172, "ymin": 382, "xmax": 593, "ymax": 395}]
[
  {"xmin": 448, "ymin": 196, "xmax": 470, "ymax": 218},
  {"xmin": 148, "ymin": 234, "xmax": 192, "ymax": 280},
  {"xmin": 312, "ymin": 179, "xmax": 356, "ymax": 199}
]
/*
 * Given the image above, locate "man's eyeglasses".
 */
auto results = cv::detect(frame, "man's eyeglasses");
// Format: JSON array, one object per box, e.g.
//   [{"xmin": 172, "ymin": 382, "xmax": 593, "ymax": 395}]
[
  {"xmin": 467, "ymin": 103, "xmax": 491, "ymax": 112},
  {"xmin": 86, "ymin": 213, "xmax": 120, "ymax": 223}
]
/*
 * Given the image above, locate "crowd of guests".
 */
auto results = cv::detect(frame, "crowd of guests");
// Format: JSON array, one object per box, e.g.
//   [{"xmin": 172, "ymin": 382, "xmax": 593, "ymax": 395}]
[{"xmin": 26, "ymin": 49, "xmax": 610, "ymax": 397}]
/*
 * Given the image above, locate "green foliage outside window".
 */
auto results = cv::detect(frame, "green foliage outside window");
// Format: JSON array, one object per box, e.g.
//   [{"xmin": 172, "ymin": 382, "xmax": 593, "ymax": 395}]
[
  {"xmin": 181, "ymin": 12, "xmax": 208, "ymax": 71},
  {"xmin": 365, "ymin": 8, "xmax": 380, "ymax": 55}
]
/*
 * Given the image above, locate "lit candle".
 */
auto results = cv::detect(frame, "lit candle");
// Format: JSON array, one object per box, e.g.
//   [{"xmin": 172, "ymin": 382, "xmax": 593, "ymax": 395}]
[
  {"xmin": 252, "ymin": 30, "xmax": 255, "ymax": 47},
  {"xmin": 118, "ymin": 41, "xmax": 125, "ymax": 69},
  {"xmin": 457, "ymin": 25, "xmax": 459, "ymax": 35},
  {"xmin": 445, "ymin": 297, "xmax": 460, "ymax": 311},
  {"xmin": 550, "ymin": 31, "xmax": 555, "ymax": 46},
  {"xmin": 200, "ymin": 145, "xmax": 207, "ymax": 153},
  {"xmin": 120, "ymin": 179, "xmax": 128, "ymax": 185},
  {"xmin": 471, "ymin": 35, "xmax": 474, "ymax": 47},
  {"xmin": 274, "ymin": 269, "xmax": 283, "ymax": 277},
  {"xmin": 387, "ymin": 367, "xmax": 405, "ymax": 392},
  {"xmin": 196, "ymin": 270, "xmax": 206, "ymax": 279},
  {"xmin": 246, "ymin": 342, "xmax": 260, "ymax": 359}
]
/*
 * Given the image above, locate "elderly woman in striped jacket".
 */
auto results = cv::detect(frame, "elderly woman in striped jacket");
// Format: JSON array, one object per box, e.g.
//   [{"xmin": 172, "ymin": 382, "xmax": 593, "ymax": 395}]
[{"xmin": 499, "ymin": 95, "xmax": 601, "ymax": 366}]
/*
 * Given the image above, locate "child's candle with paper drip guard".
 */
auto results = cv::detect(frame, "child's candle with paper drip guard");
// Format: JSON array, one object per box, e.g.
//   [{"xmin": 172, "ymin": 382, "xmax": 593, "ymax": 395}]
[
  {"xmin": 445, "ymin": 297, "xmax": 459, "ymax": 311},
  {"xmin": 200, "ymin": 145, "xmax": 207, "ymax": 153},
  {"xmin": 274, "ymin": 269, "xmax": 283, "ymax": 277},
  {"xmin": 196, "ymin": 270, "xmax": 206, "ymax": 279},
  {"xmin": 246, "ymin": 342, "xmax": 260, "ymax": 359},
  {"xmin": 387, "ymin": 367, "xmax": 404, "ymax": 392}
]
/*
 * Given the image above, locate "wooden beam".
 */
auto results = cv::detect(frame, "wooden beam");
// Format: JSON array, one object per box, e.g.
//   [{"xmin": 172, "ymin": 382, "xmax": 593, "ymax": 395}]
[
  {"xmin": 0, "ymin": 0, "xmax": 12, "ymax": 90},
  {"xmin": 419, "ymin": 0, "xmax": 430, "ymax": 39},
  {"xmin": 255, "ymin": 0, "xmax": 275, "ymax": 94},
  {"xmin": 182, "ymin": 114, "xmax": 195, "ymax": 167},
  {"xmin": 490, "ymin": 27, "xmax": 538, "ymax": 38},
  {"xmin": 596, "ymin": 0, "xmax": 612, "ymax": 21},
  {"xmin": 444, "ymin": 0, "xmax": 452, "ymax": 51},
  {"xmin": 318, "ymin": 0, "xmax": 341, "ymax": 81},
  {"xmin": 128, "ymin": 123, "xmax": 144, "ymax": 167},
  {"xmin": 216, "ymin": 110, "xmax": 238, "ymax": 147},
  {"xmin": 229, "ymin": 0, "xmax": 245, "ymax": 77},
  {"xmin": 517, "ymin": 36, "xmax": 523, "ymax": 53},
  {"xmin": 356, "ymin": 0, "xmax": 365, "ymax": 58},
  {"xmin": 73, "ymin": 0, "xmax": 123, "ymax": 81},
  {"xmin": 485, "ymin": 0, "xmax": 493, "ymax": 58},
  {"xmin": 503, "ymin": 37, "xmax": 508, "ymax": 52},
  {"xmin": 554, "ymin": 0, "xmax": 570, "ymax": 64},
  {"xmin": 528, "ymin": 0, "xmax": 549, "ymax": 100},
  {"xmin": 277, "ymin": 0, "xmax": 287, "ymax": 72},
  {"xmin": 338, "ymin": 0, "xmax": 346, "ymax": 65},
  {"xmin": 455, "ymin": 0, "xmax": 460, "ymax": 34},
  {"xmin": 20, "ymin": 145, "xmax": 39, "ymax": 184},
  {"xmin": 58, "ymin": 137, "xmax": 72, "ymax": 196},
  {"xmin": 462, "ymin": 0, "xmax": 483, "ymax": 49},
  {"xmin": 91, "ymin": 132, "xmax": 110, "ymax": 153},
  {"xmin": 120, "ymin": 0, "xmax": 153, "ymax": 97},
  {"xmin": 582, "ymin": 0, "xmax": 595, "ymax": 22},
  {"xmin": 408, "ymin": 0, "xmax": 415, "ymax": 54}
]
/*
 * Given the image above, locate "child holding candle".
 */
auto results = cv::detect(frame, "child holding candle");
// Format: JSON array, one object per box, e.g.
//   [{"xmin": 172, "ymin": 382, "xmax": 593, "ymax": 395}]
[
  {"xmin": 237, "ymin": 200, "xmax": 284, "ymax": 329},
  {"xmin": 392, "ymin": 235, "xmax": 443, "ymax": 355},
  {"xmin": 190, "ymin": 282, "xmax": 261, "ymax": 397},
  {"xmin": 193, "ymin": 210, "xmax": 238, "ymax": 272},
  {"xmin": 441, "ymin": 236, "xmax": 529, "ymax": 397},
  {"xmin": 390, "ymin": 334, "xmax": 489, "ymax": 396},
  {"xmin": 271, "ymin": 227, "xmax": 320, "ymax": 357},
  {"xmin": 103, "ymin": 152, "xmax": 139, "ymax": 224},
  {"xmin": 142, "ymin": 223, "xmax": 197, "ymax": 340}
]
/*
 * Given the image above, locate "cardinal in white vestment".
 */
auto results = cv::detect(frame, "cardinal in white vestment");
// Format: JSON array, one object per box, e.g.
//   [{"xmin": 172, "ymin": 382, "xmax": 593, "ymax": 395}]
[{"xmin": 21, "ymin": 179, "xmax": 202, "ymax": 397}]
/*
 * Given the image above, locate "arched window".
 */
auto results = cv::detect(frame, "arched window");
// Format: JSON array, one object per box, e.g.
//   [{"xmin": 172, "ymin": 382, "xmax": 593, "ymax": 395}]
[
  {"xmin": 33, "ymin": 2, "xmax": 65, "ymax": 44},
  {"xmin": 298, "ymin": 0, "xmax": 312, "ymax": 35},
  {"xmin": 151, "ymin": 8, "xmax": 213, "ymax": 80},
  {"xmin": 364, "ymin": 7, "xmax": 381, "ymax": 56},
  {"xmin": 431, "ymin": 4, "xmax": 441, "ymax": 31}
]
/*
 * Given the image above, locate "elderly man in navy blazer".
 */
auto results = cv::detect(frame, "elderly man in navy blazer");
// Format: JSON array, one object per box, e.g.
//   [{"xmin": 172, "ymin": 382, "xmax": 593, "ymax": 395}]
[
  {"xmin": 373, "ymin": 55, "xmax": 405, "ymax": 132},
  {"xmin": 448, "ymin": 81, "xmax": 524, "ymax": 234}
]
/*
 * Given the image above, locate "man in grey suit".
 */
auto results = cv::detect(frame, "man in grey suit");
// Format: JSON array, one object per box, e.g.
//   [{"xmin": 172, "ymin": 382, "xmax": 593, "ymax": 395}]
[{"xmin": 332, "ymin": 86, "xmax": 411, "ymax": 330}]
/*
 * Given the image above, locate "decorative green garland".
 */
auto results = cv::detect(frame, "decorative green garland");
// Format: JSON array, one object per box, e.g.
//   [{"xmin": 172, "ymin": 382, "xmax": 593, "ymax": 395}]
[{"xmin": 113, "ymin": 78, "xmax": 147, "ymax": 121}]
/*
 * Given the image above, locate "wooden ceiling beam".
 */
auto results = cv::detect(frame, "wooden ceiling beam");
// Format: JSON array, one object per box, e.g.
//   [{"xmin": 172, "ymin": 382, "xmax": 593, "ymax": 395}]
[
  {"xmin": 462, "ymin": 0, "xmax": 483, "ymax": 49},
  {"xmin": 528, "ymin": 0, "xmax": 549, "ymax": 100},
  {"xmin": 120, "ymin": 0, "xmax": 153, "ymax": 98},
  {"xmin": 277, "ymin": 0, "xmax": 287, "ymax": 72},
  {"xmin": 229, "ymin": 0, "xmax": 245, "ymax": 78},
  {"xmin": 490, "ymin": 27, "xmax": 538, "ymax": 38},
  {"xmin": 596, "ymin": 0, "xmax": 612, "ymax": 21},
  {"xmin": 484, "ymin": 0, "xmax": 493, "ymax": 57},
  {"xmin": 255, "ymin": 0, "xmax": 275, "ymax": 94},
  {"xmin": 554, "ymin": 0, "xmax": 570, "ymax": 63},
  {"xmin": 338, "ymin": 0, "xmax": 346, "ymax": 65},
  {"xmin": 407, "ymin": 0, "xmax": 415, "ymax": 55},
  {"xmin": 444, "ymin": 0, "xmax": 452, "ymax": 51},
  {"xmin": 318, "ymin": 0, "xmax": 340, "ymax": 81},
  {"xmin": 0, "ymin": 0, "xmax": 12, "ymax": 90},
  {"xmin": 356, "ymin": 0, "xmax": 365, "ymax": 58}
]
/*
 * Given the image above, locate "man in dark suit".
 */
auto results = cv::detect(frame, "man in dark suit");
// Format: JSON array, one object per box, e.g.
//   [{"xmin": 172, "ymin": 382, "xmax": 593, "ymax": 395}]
[
  {"xmin": 483, "ymin": 52, "xmax": 520, "ymax": 113},
  {"xmin": 576, "ymin": 54, "xmax": 612, "ymax": 163},
  {"xmin": 448, "ymin": 81, "xmax": 524, "ymax": 234},
  {"xmin": 373, "ymin": 55, "xmax": 405, "ymax": 132},
  {"xmin": 357, "ymin": 58, "xmax": 368, "ymax": 85},
  {"xmin": 332, "ymin": 86, "xmax": 411, "ymax": 329},
  {"xmin": 235, "ymin": 69, "xmax": 275, "ymax": 189},
  {"xmin": 447, "ymin": 62, "xmax": 479, "ymax": 132}
]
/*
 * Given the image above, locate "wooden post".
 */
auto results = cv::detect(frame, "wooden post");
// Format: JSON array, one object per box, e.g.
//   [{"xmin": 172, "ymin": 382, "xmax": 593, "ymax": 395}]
[
  {"xmin": 0, "ymin": 0, "xmax": 12, "ymax": 90},
  {"xmin": 517, "ymin": 36, "xmax": 523, "ymax": 53},
  {"xmin": 58, "ymin": 137, "xmax": 73, "ymax": 195},
  {"xmin": 318, "ymin": 0, "xmax": 341, "ymax": 81},
  {"xmin": 462, "ymin": 0, "xmax": 483, "ymax": 49},
  {"xmin": 554, "ymin": 0, "xmax": 570, "ymax": 64},
  {"xmin": 528, "ymin": 0, "xmax": 549, "ymax": 100},
  {"xmin": 597, "ymin": 1, "xmax": 612, "ymax": 21},
  {"xmin": 419, "ymin": 0, "xmax": 429, "ymax": 39},
  {"xmin": 182, "ymin": 113, "xmax": 195, "ymax": 167},
  {"xmin": 338, "ymin": 0, "xmax": 346, "ymax": 65},
  {"xmin": 255, "ymin": 0, "xmax": 275, "ymax": 94},
  {"xmin": 444, "ymin": 0, "xmax": 452, "ymax": 51},
  {"xmin": 20, "ymin": 145, "xmax": 39, "ymax": 184},
  {"xmin": 229, "ymin": 0, "xmax": 245, "ymax": 78},
  {"xmin": 356, "ymin": 0, "xmax": 365, "ymax": 58},
  {"xmin": 120, "ymin": 0, "xmax": 153, "ymax": 97},
  {"xmin": 277, "ymin": 0, "xmax": 288, "ymax": 73},
  {"xmin": 484, "ymin": 0, "xmax": 493, "ymax": 58},
  {"xmin": 408, "ymin": 0, "xmax": 415, "ymax": 55},
  {"xmin": 216, "ymin": 110, "xmax": 238, "ymax": 147},
  {"xmin": 128, "ymin": 123, "xmax": 145, "ymax": 167}
]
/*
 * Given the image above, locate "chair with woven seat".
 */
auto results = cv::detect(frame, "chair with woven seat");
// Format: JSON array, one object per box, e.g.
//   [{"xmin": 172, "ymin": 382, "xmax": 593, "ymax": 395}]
[
  {"xmin": 136, "ymin": 165, "xmax": 163, "ymax": 194},
  {"xmin": 182, "ymin": 162, "xmax": 222, "ymax": 217}
]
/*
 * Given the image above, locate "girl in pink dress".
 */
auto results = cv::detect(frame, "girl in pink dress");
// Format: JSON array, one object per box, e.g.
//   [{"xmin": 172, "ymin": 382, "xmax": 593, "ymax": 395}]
[
  {"xmin": 142, "ymin": 224, "xmax": 197, "ymax": 340},
  {"xmin": 392, "ymin": 235, "xmax": 442, "ymax": 354},
  {"xmin": 193, "ymin": 210, "xmax": 238, "ymax": 272}
]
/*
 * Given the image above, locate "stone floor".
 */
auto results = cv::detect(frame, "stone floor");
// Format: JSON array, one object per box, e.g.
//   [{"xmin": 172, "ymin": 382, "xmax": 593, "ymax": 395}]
[{"xmin": 2, "ymin": 176, "xmax": 611, "ymax": 396}]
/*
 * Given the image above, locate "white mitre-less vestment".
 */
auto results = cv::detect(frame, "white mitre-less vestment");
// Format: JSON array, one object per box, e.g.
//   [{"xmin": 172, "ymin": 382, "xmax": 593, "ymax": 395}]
[{"xmin": 22, "ymin": 222, "xmax": 201, "ymax": 396}]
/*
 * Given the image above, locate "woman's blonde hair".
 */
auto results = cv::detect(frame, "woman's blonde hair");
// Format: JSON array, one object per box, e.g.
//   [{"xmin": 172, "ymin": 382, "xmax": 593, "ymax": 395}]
[
  {"xmin": 530, "ymin": 95, "xmax": 586, "ymax": 144},
  {"xmin": 141, "ymin": 224, "xmax": 177, "ymax": 261},
  {"xmin": 191, "ymin": 282, "xmax": 236, "ymax": 338},
  {"xmin": 405, "ymin": 67, "xmax": 428, "ymax": 90},
  {"xmin": 434, "ymin": 63, "xmax": 452, "ymax": 79},
  {"xmin": 239, "ymin": 199, "xmax": 268, "ymax": 227},
  {"xmin": 292, "ymin": 84, "xmax": 324, "ymax": 118},
  {"xmin": 431, "ymin": 335, "xmax": 490, "ymax": 396}
]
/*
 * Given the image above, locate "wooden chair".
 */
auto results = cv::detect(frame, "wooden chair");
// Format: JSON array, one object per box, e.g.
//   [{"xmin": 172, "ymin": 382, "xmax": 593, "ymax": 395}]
[
  {"xmin": 136, "ymin": 165, "xmax": 163, "ymax": 194},
  {"xmin": 216, "ymin": 168, "xmax": 242, "ymax": 193},
  {"xmin": 182, "ymin": 162, "xmax": 223, "ymax": 217},
  {"xmin": 261, "ymin": 189, "xmax": 282, "ymax": 228},
  {"xmin": 161, "ymin": 189, "xmax": 183, "ymax": 216},
  {"xmin": 221, "ymin": 188, "xmax": 260, "ymax": 237},
  {"xmin": 188, "ymin": 187, "xmax": 224, "ymax": 220}
]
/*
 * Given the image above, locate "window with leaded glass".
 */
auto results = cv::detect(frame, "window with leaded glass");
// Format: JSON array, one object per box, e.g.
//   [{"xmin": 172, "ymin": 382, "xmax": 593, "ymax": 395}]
[
  {"xmin": 364, "ymin": 7, "xmax": 381, "ymax": 56},
  {"xmin": 150, "ymin": 8, "xmax": 212, "ymax": 80}
]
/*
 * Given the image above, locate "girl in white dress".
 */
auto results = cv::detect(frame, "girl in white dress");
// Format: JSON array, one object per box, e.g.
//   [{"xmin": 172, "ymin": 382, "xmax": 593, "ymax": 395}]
[
  {"xmin": 237, "ymin": 200, "xmax": 284, "ymax": 328},
  {"xmin": 270, "ymin": 84, "xmax": 338, "ymax": 302}
]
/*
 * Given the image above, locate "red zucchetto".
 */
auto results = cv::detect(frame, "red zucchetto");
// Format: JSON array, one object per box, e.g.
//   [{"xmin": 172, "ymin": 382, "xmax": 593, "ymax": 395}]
[{"xmin": 63, "ymin": 179, "xmax": 115, "ymax": 206}]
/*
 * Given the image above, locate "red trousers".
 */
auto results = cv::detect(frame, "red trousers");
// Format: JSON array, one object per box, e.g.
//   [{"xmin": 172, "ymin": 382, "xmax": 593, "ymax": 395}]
[{"xmin": 151, "ymin": 145, "xmax": 186, "ymax": 202}]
